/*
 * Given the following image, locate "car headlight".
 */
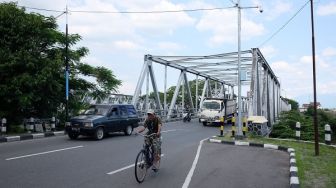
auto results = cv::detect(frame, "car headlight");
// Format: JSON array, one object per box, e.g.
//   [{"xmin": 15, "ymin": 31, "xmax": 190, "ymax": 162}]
[
  {"xmin": 84, "ymin": 122, "xmax": 93, "ymax": 127},
  {"xmin": 214, "ymin": 116, "xmax": 220, "ymax": 120}
]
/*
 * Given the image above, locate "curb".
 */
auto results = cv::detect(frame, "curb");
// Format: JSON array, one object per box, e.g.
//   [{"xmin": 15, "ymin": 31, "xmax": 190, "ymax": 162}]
[
  {"xmin": 266, "ymin": 137, "xmax": 336, "ymax": 148},
  {"xmin": 209, "ymin": 138, "xmax": 300, "ymax": 188},
  {"xmin": 0, "ymin": 131, "xmax": 65, "ymax": 144}
]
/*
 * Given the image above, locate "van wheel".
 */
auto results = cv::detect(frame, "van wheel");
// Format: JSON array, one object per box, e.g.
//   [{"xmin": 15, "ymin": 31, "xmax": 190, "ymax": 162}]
[
  {"xmin": 124, "ymin": 125, "xmax": 133, "ymax": 136},
  {"xmin": 68, "ymin": 133, "xmax": 79, "ymax": 140},
  {"xmin": 95, "ymin": 127, "xmax": 104, "ymax": 140}
]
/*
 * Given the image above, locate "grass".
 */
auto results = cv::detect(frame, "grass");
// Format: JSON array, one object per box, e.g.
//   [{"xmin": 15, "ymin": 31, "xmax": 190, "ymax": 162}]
[{"xmin": 214, "ymin": 134, "xmax": 336, "ymax": 188}]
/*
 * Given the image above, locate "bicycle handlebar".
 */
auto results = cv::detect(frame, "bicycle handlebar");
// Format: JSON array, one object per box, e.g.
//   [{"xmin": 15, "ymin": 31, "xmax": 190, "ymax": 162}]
[{"xmin": 136, "ymin": 132, "xmax": 157, "ymax": 138}]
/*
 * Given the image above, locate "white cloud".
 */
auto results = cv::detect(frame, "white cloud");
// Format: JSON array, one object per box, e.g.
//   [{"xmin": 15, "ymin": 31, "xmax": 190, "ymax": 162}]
[
  {"xmin": 260, "ymin": 45, "xmax": 277, "ymax": 58},
  {"xmin": 196, "ymin": 9, "xmax": 265, "ymax": 46},
  {"xmin": 271, "ymin": 51, "xmax": 335, "ymax": 99},
  {"xmin": 127, "ymin": 1, "xmax": 195, "ymax": 35},
  {"xmin": 322, "ymin": 47, "xmax": 336, "ymax": 57},
  {"xmin": 264, "ymin": 0, "xmax": 292, "ymax": 20},
  {"xmin": 299, "ymin": 56, "xmax": 312, "ymax": 64},
  {"xmin": 317, "ymin": 2, "xmax": 336, "ymax": 16},
  {"xmin": 299, "ymin": 55, "xmax": 329, "ymax": 68},
  {"xmin": 319, "ymin": 81, "xmax": 336, "ymax": 94},
  {"xmin": 158, "ymin": 42, "xmax": 183, "ymax": 51},
  {"xmin": 113, "ymin": 40, "xmax": 140, "ymax": 51}
]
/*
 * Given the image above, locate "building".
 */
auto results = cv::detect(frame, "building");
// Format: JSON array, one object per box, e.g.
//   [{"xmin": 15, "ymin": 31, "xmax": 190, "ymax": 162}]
[{"xmin": 299, "ymin": 102, "xmax": 322, "ymax": 112}]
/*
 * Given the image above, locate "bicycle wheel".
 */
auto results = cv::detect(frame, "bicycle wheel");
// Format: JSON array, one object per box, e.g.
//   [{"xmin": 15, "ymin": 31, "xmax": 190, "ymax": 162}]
[
  {"xmin": 155, "ymin": 149, "xmax": 161, "ymax": 171},
  {"xmin": 135, "ymin": 150, "xmax": 147, "ymax": 183}
]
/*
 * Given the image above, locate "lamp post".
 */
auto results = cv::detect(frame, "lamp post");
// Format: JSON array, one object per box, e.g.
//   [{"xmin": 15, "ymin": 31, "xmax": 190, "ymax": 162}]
[{"xmin": 235, "ymin": 1, "xmax": 263, "ymax": 138}]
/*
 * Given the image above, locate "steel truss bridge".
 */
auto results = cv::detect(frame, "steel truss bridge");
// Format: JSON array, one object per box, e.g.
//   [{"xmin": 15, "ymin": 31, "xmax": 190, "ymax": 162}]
[{"xmin": 85, "ymin": 48, "xmax": 291, "ymax": 135}]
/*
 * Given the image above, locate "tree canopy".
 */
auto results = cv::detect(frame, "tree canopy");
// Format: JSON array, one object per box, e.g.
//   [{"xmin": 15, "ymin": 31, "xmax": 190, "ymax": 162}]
[{"xmin": 0, "ymin": 2, "xmax": 121, "ymax": 125}]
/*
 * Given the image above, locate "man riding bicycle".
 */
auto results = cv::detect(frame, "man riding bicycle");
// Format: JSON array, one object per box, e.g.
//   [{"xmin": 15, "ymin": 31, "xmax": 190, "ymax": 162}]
[{"xmin": 137, "ymin": 109, "xmax": 162, "ymax": 170}]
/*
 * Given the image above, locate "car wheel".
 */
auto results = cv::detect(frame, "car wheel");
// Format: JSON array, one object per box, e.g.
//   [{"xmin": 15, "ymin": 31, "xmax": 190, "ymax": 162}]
[
  {"xmin": 68, "ymin": 133, "xmax": 79, "ymax": 140},
  {"xmin": 95, "ymin": 127, "xmax": 104, "ymax": 140},
  {"xmin": 202, "ymin": 122, "xmax": 207, "ymax": 126},
  {"xmin": 124, "ymin": 125, "xmax": 133, "ymax": 136}
]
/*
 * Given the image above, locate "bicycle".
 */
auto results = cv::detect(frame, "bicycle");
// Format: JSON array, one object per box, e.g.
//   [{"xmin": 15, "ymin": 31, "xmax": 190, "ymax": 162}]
[{"xmin": 134, "ymin": 133, "xmax": 161, "ymax": 183}]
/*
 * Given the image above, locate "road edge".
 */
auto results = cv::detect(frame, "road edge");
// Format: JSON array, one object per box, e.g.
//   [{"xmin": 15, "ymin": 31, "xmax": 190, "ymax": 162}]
[
  {"xmin": 208, "ymin": 137, "xmax": 300, "ymax": 188},
  {"xmin": 0, "ymin": 131, "xmax": 65, "ymax": 144}
]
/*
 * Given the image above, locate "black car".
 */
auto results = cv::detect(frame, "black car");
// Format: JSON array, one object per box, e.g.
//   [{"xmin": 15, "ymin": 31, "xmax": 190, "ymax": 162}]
[{"xmin": 65, "ymin": 104, "xmax": 140, "ymax": 140}]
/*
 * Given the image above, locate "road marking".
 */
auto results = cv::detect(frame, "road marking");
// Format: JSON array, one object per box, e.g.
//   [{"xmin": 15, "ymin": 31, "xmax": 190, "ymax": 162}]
[
  {"xmin": 107, "ymin": 154, "xmax": 165, "ymax": 175},
  {"xmin": 182, "ymin": 138, "xmax": 208, "ymax": 188},
  {"xmin": 161, "ymin": 129, "xmax": 178, "ymax": 133},
  {"xmin": 6, "ymin": 146, "xmax": 83, "ymax": 161}
]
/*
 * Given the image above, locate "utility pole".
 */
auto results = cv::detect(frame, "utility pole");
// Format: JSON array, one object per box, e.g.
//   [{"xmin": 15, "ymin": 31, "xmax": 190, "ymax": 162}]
[
  {"xmin": 234, "ymin": 1, "xmax": 263, "ymax": 139},
  {"xmin": 65, "ymin": 5, "xmax": 69, "ymax": 121},
  {"xmin": 310, "ymin": 0, "xmax": 319, "ymax": 156},
  {"xmin": 236, "ymin": 0, "xmax": 243, "ymax": 138}
]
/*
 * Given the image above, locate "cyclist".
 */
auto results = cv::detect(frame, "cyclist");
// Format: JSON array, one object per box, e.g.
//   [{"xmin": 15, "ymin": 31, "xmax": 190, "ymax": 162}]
[{"xmin": 137, "ymin": 109, "xmax": 162, "ymax": 170}]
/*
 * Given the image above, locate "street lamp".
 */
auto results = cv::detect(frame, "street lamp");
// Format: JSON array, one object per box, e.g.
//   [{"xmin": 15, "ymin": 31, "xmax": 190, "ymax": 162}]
[{"xmin": 235, "ymin": 1, "xmax": 263, "ymax": 138}]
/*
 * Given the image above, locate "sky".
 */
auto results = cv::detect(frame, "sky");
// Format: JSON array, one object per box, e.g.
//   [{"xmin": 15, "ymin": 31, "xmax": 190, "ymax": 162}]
[{"xmin": 3, "ymin": 0, "xmax": 336, "ymax": 108}]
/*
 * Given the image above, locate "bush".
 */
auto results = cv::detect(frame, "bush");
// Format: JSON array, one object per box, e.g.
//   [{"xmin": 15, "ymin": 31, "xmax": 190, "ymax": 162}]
[
  {"xmin": 9, "ymin": 125, "xmax": 25, "ymax": 134},
  {"xmin": 271, "ymin": 109, "xmax": 336, "ymax": 143}
]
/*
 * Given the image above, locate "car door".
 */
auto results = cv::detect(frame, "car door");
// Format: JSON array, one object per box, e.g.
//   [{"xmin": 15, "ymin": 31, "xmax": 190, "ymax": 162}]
[
  {"xmin": 107, "ymin": 106, "xmax": 120, "ymax": 132},
  {"xmin": 118, "ymin": 105, "xmax": 129, "ymax": 131},
  {"xmin": 127, "ymin": 105, "xmax": 138, "ymax": 127}
]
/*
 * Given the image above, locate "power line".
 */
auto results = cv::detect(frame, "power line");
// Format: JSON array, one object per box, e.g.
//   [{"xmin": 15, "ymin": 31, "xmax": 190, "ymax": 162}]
[
  {"xmin": 19, "ymin": 6, "xmax": 64, "ymax": 13},
  {"xmin": 72, "ymin": 6, "xmax": 236, "ymax": 13},
  {"xmin": 20, "ymin": 5, "xmax": 235, "ymax": 14},
  {"xmin": 258, "ymin": 0, "xmax": 310, "ymax": 47}
]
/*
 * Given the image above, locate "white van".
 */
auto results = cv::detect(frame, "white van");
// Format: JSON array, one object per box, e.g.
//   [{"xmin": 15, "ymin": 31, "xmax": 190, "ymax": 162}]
[{"xmin": 198, "ymin": 98, "xmax": 236, "ymax": 126}]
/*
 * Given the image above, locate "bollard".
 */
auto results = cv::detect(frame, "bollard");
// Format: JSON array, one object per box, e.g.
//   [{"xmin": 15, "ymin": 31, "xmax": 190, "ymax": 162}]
[
  {"xmin": 1, "ymin": 118, "xmax": 7, "ymax": 134},
  {"xmin": 325, "ymin": 124, "xmax": 331, "ymax": 145},
  {"xmin": 51, "ymin": 117, "xmax": 56, "ymax": 131},
  {"xmin": 29, "ymin": 117, "xmax": 34, "ymax": 133},
  {"xmin": 219, "ymin": 116, "xmax": 224, "ymax": 137},
  {"xmin": 242, "ymin": 116, "xmax": 247, "ymax": 137},
  {"xmin": 247, "ymin": 120, "xmax": 253, "ymax": 132},
  {"xmin": 295, "ymin": 122, "xmax": 301, "ymax": 140},
  {"xmin": 231, "ymin": 115, "xmax": 236, "ymax": 137}
]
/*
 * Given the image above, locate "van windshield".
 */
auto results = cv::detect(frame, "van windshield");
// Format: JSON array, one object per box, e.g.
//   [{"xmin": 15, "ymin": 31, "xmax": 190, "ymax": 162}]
[
  {"xmin": 83, "ymin": 106, "xmax": 110, "ymax": 116},
  {"xmin": 202, "ymin": 101, "xmax": 221, "ymax": 110}
]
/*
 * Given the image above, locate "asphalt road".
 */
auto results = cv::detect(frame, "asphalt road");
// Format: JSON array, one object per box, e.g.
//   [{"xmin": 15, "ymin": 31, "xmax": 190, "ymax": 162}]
[{"xmin": 0, "ymin": 120, "xmax": 289, "ymax": 188}]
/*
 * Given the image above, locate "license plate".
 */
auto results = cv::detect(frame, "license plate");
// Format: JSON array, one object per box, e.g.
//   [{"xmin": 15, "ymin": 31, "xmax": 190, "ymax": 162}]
[{"xmin": 72, "ymin": 127, "xmax": 80, "ymax": 132}]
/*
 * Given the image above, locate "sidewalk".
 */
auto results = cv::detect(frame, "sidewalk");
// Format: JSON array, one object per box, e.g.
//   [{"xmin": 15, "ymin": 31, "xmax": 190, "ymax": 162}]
[{"xmin": 0, "ymin": 131, "xmax": 65, "ymax": 143}]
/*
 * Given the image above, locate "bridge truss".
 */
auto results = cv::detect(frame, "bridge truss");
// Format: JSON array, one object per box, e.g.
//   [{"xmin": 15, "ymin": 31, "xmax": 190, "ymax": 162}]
[{"xmin": 131, "ymin": 48, "xmax": 291, "ymax": 129}]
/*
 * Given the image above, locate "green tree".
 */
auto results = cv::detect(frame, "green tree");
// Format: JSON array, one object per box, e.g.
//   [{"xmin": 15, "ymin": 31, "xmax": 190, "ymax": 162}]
[
  {"xmin": 282, "ymin": 98, "xmax": 299, "ymax": 111},
  {"xmin": 0, "ymin": 3, "xmax": 121, "ymax": 126}
]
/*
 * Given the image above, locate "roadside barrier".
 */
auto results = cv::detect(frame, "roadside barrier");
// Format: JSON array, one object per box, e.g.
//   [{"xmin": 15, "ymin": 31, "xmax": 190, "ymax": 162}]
[
  {"xmin": 242, "ymin": 116, "xmax": 247, "ymax": 136},
  {"xmin": 219, "ymin": 116, "xmax": 224, "ymax": 137},
  {"xmin": 51, "ymin": 117, "xmax": 56, "ymax": 131},
  {"xmin": 295, "ymin": 122, "xmax": 300, "ymax": 140},
  {"xmin": 1, "ymin": 118, "xmax": 7, "ymax": 135},
  {"xmin": 231, "ymin": 115, "xmax": 236, "ymax": 137},
  {"xmin": 325, "ymin": 124, "xmax": 331, "ymax": 145}
]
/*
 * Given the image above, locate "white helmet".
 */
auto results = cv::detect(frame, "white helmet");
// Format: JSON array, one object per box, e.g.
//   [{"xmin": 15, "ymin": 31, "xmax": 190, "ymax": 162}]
[{"xmin": 147, "ymin": 109, "xmax": 155, "ymax": 115}]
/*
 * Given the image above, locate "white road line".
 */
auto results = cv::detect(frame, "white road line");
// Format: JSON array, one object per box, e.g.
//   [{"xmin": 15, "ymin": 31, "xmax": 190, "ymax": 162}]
[
  {"xmin": 161, "ymin": 129, "xmax": 178, "ymax": 133},
  {"xmin": 182, "ymin": 138, "xmax": 208, "ymax": 188},
  {"xmin": 107, "ymin": 154, "xmax": 165, "ymax": 175},
  {"xmin": 6, "ymin": 146, "xmax": 83, "ymax": 161}
]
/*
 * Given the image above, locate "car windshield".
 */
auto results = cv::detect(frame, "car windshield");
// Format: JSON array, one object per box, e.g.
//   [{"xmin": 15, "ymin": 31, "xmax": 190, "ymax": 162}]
[
  {"xmin": 202, "ymin": 101, "xmax": 221, "ymax": 110},
  {"xmin": 83, "ymin": 106, "xmax": 110, "ymax": 116}
]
